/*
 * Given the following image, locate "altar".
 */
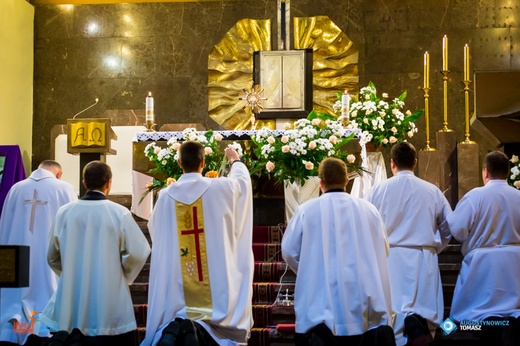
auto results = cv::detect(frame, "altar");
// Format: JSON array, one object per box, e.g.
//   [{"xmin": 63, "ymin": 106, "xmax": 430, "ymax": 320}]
[{"xmin": 130, "ymin": 130, "xmax": 387, "ymax": 221}]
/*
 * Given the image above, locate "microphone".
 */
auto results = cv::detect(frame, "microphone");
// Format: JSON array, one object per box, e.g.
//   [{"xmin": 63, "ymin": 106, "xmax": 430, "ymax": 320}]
[{"xmin": 72, "ymin": 98, "xmax": 99, "ymax": 119}]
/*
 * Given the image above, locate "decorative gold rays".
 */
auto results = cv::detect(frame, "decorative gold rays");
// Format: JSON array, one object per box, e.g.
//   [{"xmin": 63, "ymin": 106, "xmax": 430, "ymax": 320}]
[{"xmin": 208, "ymin": 16, "xmax": 358, "ymax": 130}]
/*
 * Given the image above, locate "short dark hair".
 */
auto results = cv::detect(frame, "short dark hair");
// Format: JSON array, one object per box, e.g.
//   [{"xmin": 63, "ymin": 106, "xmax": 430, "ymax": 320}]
[
  {"xmin": 39, "ymin": 160, "xmax": 62, "ymax": 171},
  {"xmin": 179, "ymin": 141, "xmax": 204, "ymax": 173},
  {"xmin": 483, "ymin": 151, "xmax": 509, "ymax": 179},
  {"xmin": 83, "ymin": 161, "xmax": 112, "ymax": 190},
  {"xmin": 391, "ymin": 142, "xmax": 417, "ymax": 170},
  {"xmin": 318, "ymin": 157, "xmax": 347, "ymax": 190}
]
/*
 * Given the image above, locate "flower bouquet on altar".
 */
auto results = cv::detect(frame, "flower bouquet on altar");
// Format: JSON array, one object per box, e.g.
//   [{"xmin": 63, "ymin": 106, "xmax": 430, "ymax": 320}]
[
  {"xmin": 333, "ymin": 81, "xmax": 423, "ymax": 149},
  {"xmin": 141, "ymin": 128, "xmax": 242, "ymax": 202},
  {"xmin": 250, "ymin": 111, "xmax": 358, "ymax": 221},
  {"xmin": 508, "ymin": 155, "xmax": 520, "ymax": 189}
]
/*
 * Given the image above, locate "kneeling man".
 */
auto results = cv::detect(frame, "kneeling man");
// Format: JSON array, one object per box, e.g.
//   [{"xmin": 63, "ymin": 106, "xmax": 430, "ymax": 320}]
[{"xmin": 282, "ymin": 158, "xmax": 395, "ymax": 346}]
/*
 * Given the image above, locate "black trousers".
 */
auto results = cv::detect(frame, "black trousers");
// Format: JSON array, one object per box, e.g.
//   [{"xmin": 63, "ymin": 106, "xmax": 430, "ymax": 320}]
[
  {"xmin": 294, "ymin": 323, "xmax": 396, "ymax": 346},
  {"xmin": 479, "ymin": 316, "xmax": 520, "ymax": 346},
  {"xmin": 41, "ymin": 329, "xmax": 134, "ymax": 346}
]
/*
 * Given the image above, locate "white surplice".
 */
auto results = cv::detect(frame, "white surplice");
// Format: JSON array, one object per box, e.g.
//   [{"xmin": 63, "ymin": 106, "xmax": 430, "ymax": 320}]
[
  {"xmin": 142, "ymin": 162, "xmax": 253, "ymax": 346},
  {"xmin": 0, "ymin": 168, "xmax": 77, "ymax": 345},
  {"xmin": 365, "ymin": 170, "xmax": 452, "ymax": 345},
  {"xmin": 282, "ymin": 191, "xmax": 394, "ymax": 336},
  {"xmin": 440, "ymin": 179, "xmax": 520, "ymax": 321},
  {"xmin": 40, "ymin": 196, "xmax": 151, "ymax": 336}
]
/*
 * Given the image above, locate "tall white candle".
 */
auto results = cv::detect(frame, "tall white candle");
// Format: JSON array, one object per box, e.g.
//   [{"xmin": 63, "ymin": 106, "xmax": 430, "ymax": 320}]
[
  {"xmin": 341, "ymin": 90, "xmax": 350, "ymax": 118},
  {"xmin": 146, "ymin": 91, "xmax": 154, "ymax": 122}
]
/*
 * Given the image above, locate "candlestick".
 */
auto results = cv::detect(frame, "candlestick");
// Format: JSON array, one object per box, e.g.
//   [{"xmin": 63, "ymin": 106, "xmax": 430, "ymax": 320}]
[
  {"xmin": 440, "ymin": 70, "xmax": 452, "ymax": 132},
  {"xmin": 464, "ymin": 44, "xmax": 470, "ymax": 81},
  {"xmin": 421, "ymin": 86, "xmax": 435, "ymax": 151},
  {"xmin": 462, "ymin": 80, "xmax": 475, "ymax": 144},
  {"xmin": 424, "ymin": 52, "xmax": 430, "ymax": 88},
  {"xmin": 442, "ymin": 35, "xmax": 448, "ymax": 71},
  {"xmin": 145, "ymin": 91, "xmax": 155, "ymax": 132}
]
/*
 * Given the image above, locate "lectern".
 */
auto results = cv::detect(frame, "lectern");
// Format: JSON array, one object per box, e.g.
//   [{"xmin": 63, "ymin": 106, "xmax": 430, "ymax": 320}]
[
  {"xmin": 67, "ymin": 118, "xmax": 117, "ymax": 197},
  {"xmin": 0, "ymin": 245, "xmax": 29, "ymax": 288}
]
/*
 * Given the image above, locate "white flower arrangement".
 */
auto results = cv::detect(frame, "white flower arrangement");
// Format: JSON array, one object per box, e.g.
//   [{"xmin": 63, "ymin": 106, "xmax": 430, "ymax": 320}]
[
  {"xmin": 251, "ymin": 111, "xmax": 356, "ymax": 183},
  {"xmin": 509, "ymin": 155, "xmax": 520, "ymax": 189},
  {"xmin": 334, "ymin": 81, "xmax": 423, "ymax": 149}
]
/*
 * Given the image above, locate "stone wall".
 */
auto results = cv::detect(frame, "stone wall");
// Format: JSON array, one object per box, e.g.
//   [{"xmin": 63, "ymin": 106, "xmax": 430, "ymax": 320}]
[{"xmin": 33, "ymin": 0, "xmax": 520, "ymax": 169}]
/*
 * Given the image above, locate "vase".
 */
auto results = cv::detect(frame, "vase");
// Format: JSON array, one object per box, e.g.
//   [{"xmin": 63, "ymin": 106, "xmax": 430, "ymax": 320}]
[{"xmin": 284, "ymin": 176, "xmax": 321, "ymax": 223}]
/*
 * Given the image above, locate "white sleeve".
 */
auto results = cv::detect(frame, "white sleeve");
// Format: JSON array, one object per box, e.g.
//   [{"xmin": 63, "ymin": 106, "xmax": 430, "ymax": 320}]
[{"xmin": 281, "ymin": 208, "xmax": 304, "ymax": 274}]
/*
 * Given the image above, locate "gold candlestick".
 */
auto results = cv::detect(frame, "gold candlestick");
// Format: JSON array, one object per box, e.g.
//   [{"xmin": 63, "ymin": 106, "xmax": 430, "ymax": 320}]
[
  {"xmin": 462, "ymin": 81, "xmax": 475, "ymax": 144},
  {"xmin": 440, "ymin": 70, "xmax": 452, "ymax": 132},
  {"xmin": 421, "ymin": 87, "xmax": 435, "ymax": 151}
]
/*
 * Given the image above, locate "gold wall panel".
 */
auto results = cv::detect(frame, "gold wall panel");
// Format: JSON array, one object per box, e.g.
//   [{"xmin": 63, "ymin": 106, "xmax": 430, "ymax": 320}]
[
  {"xmin": 294, "ymin": 16, "xmax": 359, "ymax": 117},
  {"xmin": 208, "ymin": 19, "xmax": 273, "ymax": 130},
  {"xmin": 32, "ymin": 0, "xmax": 243, "ymax": 4}
]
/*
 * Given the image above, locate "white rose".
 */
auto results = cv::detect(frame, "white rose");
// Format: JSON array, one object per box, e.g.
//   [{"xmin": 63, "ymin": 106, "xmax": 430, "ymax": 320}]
[
  {"xmin": 347, "ymin": 154, "xmax": 355, "ymax": 163},
  {"xmin": 382, "ymin": 93, "xmax": 388, "ymax": 98},
  {"xmin": 511, "ymin": 155, "xmax": 519, "ymax": 164},
  {"xmin": 389, "ymin": 136, "xmax": 397, "ymax": 143}
]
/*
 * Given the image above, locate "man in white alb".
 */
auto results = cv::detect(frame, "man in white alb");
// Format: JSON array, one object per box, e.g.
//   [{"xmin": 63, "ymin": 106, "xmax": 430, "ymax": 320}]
[
  {"xmin": 440, "ymin": 151, "xmax": 520, "ymax": 344},
  {"xmin": 142, "ymin": 141, "xmax": 253, "ymax": 346},
  {"xmin": 0, "ymin": 160, "xmax": 77, "ymax": 346},
  {"xmin": 282, "ymin": 157, "xmax": 395, "ymax": 346},
  {"xmin": 365, "ymin": 142, "xmax": 452, "ymax": 346},
  {"xmin": 41, "ymin": 161, "xmax": 150, "ymax": 345}
]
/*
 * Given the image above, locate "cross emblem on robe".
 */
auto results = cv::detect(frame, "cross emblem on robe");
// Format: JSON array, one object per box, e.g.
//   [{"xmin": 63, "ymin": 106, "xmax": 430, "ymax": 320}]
[
  {"xmin": 181, "ymin": 206, "xmax": 205, "ymax": 282},
  {"xmin": 24, "ymin": 189, "xmax": 48, "ymax": 233}
]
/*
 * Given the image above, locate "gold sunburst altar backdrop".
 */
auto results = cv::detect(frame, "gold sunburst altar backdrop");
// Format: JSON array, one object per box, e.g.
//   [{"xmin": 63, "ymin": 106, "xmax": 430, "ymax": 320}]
[{"xmin": 208, "ymin": 16, "xmax": 358, "ymax": 131}]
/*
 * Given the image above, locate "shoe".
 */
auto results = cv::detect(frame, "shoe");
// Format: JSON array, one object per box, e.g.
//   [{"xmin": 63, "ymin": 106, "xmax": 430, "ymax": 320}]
[
  {"xmin": 404, "ymin": 315, "xmax": 431, "ymax": 346},
  {"xmin": 179, "ymin": 319, "xmax": 199, "ymax": 346},
  {"xmin": 158, "ymin": 320, "xmax": 182, "ymax": 346},
  {"xmin": 65, "ymin": 329, "xmax": 83, "ymax": 346},
  {"xmin": 45, "ymin": 331, "xmax": 69, "ymax": 346}
]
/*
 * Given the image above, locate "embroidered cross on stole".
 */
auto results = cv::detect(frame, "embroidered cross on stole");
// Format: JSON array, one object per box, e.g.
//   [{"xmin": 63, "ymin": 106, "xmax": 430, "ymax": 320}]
[{"xmin": 176, "ymin": 197, "xmax": 213, "ymax": 320}]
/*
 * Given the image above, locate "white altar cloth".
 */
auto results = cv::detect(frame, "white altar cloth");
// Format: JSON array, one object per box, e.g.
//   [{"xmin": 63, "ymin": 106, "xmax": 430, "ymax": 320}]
[{"xmin": 350, "ymin": 151, "xmax": 387, "ymax": 198}]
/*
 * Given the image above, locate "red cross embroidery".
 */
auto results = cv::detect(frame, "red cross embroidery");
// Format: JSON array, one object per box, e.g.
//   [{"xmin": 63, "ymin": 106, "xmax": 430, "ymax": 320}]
[{"xmin": 181, "ymin": 206, "xmax": 205, "ymax": 282}]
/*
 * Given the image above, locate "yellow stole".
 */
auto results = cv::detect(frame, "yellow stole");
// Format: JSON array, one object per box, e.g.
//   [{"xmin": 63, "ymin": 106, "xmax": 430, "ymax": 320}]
[{"xmin": 176, "ymin": 197, "xmax": 213, "ymax": 320}]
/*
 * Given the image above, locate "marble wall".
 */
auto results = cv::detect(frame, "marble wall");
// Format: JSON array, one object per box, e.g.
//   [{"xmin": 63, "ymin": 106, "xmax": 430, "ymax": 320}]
[{"xmin": 33, "ymin": 0, "xmax": 520, "ymax": 169}]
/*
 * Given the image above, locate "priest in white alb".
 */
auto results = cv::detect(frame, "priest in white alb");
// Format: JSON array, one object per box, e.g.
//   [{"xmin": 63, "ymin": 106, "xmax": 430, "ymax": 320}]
[
  {"xmin": 142, "ymin": 142, "xmax": 254, "ymax": 346},
  {"xmin": 440, "ymin": 151, "xmax": 520, "ymax": 344},
  {"xmin": 0, "ymin": 160, "xmax": 77, "ymax": 345},
  {"xmin": 365, "ymin": 142, "xmax": 452, "ymax": 346},
  {"xmin": 282, "ymin": 157, "xmax": 395, "ymax": 345}
]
